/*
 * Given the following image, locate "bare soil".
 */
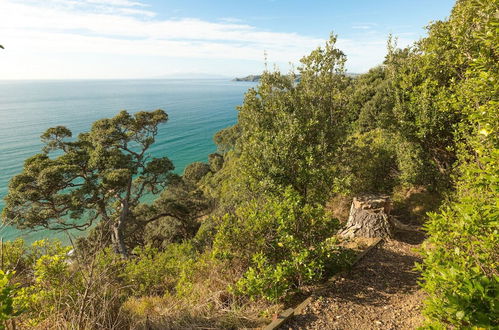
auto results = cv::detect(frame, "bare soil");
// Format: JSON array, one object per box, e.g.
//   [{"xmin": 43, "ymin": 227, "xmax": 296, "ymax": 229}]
[{"xmin": 280, "ymin": 230, "xmax": 426, "ymax": 330}]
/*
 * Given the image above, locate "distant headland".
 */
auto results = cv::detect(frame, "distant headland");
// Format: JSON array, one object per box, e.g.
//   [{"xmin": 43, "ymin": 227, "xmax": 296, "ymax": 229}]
[
  {"xmin": 232, "ymin": 75, "xmax": 264, "ymax": 82},
  {"xmin": 233, "ymin": 72, "xmax": 360, "ymax": 82}
]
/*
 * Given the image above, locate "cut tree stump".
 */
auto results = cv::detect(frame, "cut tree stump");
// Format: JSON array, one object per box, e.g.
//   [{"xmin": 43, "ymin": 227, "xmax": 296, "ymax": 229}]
[{"xmin": 338, "ymin": 195, "xmax": 394, "ymax": 239}]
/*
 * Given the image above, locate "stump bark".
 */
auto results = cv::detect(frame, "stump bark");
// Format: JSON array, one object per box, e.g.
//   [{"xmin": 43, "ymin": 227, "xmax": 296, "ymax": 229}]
[{"xmin": 338, "ymin": 195, "xmax": 394, "ymax": 239}]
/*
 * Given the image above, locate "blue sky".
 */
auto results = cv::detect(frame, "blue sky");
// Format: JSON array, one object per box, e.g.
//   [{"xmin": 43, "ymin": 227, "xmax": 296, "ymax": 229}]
[{"xmin": 0, "ymin": 0, "xmax": 455, "ymax": 79}]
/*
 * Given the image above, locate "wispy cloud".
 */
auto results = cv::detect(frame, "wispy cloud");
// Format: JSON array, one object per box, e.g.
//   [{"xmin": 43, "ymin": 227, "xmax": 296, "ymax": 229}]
[
  {"xmin": 218, "ymin": 17, "xmax": 245, "ymax": 24},
  {"xmin": 352, "ymin": 25, "xmax": 372, "ymax": 30},
  {"xmin": 1, "ymin": 1, "xmax": 323, "ymax": 60},
  {"xmin": 85, "ymin": 0, "xmax": 149, "ymax": 7},
  {"xmin": 0, "ymin": 0, "xmax": 417, "ymax": 78},
  {"xmin": 352, "ymin": 22, "xmax": 378, "ymax": 30}
]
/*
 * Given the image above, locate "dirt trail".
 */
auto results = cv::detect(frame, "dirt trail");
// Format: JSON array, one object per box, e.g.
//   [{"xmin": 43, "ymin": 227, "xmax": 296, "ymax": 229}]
[{"xmin": 281, "ymin": 230, "xmax": 426, "ymax": 330}]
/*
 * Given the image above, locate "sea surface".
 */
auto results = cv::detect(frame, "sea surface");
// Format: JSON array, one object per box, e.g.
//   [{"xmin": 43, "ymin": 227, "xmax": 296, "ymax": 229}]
[{"xmin": 0, "ymin": 79, "xmax": 255, "ymax": 243}]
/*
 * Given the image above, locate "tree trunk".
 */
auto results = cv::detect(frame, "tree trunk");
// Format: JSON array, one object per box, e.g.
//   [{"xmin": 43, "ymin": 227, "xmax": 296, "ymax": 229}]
[
  {"xmin": 112, "ymin": 199, "xmax": 129, "ymax": 258},
  {"xmin": 338, "ymin": 195, "xmax": 394, "ymax": 239},
  {"xmin": 111, "ymin": 179, "xmax": 133, "ymax": 258},
  {"xmin": 112, "ymin": 219, "xmax": 128, "ymax": 258}
]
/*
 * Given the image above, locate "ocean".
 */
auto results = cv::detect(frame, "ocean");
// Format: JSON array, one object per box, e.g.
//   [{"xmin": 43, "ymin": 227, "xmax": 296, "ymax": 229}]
[{"xmin": 0, "ymin": 79, "xmax": 256, "ymax": 242}]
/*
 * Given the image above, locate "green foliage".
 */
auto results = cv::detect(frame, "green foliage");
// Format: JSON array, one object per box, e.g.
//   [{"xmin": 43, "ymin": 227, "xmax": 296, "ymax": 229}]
[
  {"xmin": 336, "ymin": 43, "xmax": 444, "ymax": 194},
  {"xmin": 191, "ymin": 216, "xmax": 218, "ymax": 251},
  {"xmin": 2, "ymin": 110, "xmax": 174, "ymax": 256},
  {"xmin": 0, "ymin": 240, "xmax": 28, "ymax": 273},
  {"xmin": 414, "ymin": 0, "xmax": 499, "ymax": 327},
  {"xmin": 388, "ymin": 17, "xmax": 467, "ymax": 185},
  {"xmin": 333, "ymin": 129, "xmax": 431, "ymax": 195},
  {"xmin": 213, "ymin": 188, "xmax": 346, "ymax": 301},
  {"xmin": 11, "ymin": 241, "xmax": 74, "ymax": 326},
  {"xmin": 347, "ymin": 65, "xmax": 395, "ymax": 132},
  {"xmin": 207, "ymin": 153, "xmax": 224, "ymax": 172},
  {"xmin": 121, "ymin": 243, "xmax": 196, "ymax": 296},
  {"xmin": 233, "ymin": 236, "xmax": 348, "ymax": 302},
  {"xmin": 202, "ymin": 150, "xmax": 252, "ymax": 213},
  {"xmin": 213, "ymin": 124, "xmax": 240, "ymax": 154},
  {"xmin": 0, "ymin": 271, "xmax": 21, "ymax": 328},
  {"xmin": 2, "ymin": 1, "xmax": 497, "ymax": 326},
  {"xmin": 183, "ymin": 162, "xmax": 211, "ymax": 184},
  {"xmin": 236, "ymin": 35, "xmax": 351, "ymax": 203},
  {"xmin": 333, "ymin": 129, "xmax": 398, "ymax": 194},
  {"xmin": 419, "ymin": 148, "xmax": 498, "ymax": 328},
  {"xmin": 137, "ymin": 176, "xmax": 211, "ymax": 248},
  {"xmin": 0, "ymin": 240, "xmax": 130, "ymax": 328},
  {"xmin": 418, "ymin": 188, "xmax": 498, "ymax": 327},
  {"xmin": 0, "ymin": 239, "xmax": 70, "ymax": 279}
]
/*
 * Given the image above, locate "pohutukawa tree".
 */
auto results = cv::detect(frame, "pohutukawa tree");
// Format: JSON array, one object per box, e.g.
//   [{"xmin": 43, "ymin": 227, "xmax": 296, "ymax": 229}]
[{"xmin": 2, "ymin": 110, "xmax": 175, "ymax": 256}]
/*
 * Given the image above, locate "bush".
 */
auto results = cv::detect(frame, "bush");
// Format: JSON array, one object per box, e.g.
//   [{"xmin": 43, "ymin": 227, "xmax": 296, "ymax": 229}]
[
  {"xmin": 333, "ymin": 129, "xmax": 434, "ymax": 196},
  {"xmin": 413, "ymin": 0, "xmax": 499, "ymax": 327},
  {"xmin": 233, "ymin": 236, "xmax": 347, "ymax": 302},
  {"xmin": 121, "ymin": 243, "xmax": 196, "ymax": 296},
  {"xmin": 0, "ymin": 270, "xmax": 21, "ymax": 327},
  {"xmin": 417, "ymin": 143, "xmax": 498, "ymax": 328},
  {"xmin": 333, "ymin": 129, "xmax": 398, "ymax": 195},
  {"xmin": 1, "ymin": 240, "xmax": 129, "ymax": 329},
  {"xmin": 418, "ymin": 170, "xmax": 498, "ymax": 327},
  {"xmin": 213, "ymin": 187, "xmax": 347, "ymax": 301},
  {"xmin": 208, "ymin": 153, "xmax": 224, "ymax": 172},
  {"xmin": 183, "ymin": 162, "xmax": 211, "ymax": 183}
]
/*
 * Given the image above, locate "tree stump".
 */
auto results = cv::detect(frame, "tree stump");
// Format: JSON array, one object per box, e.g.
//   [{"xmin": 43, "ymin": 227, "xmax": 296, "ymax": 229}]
[{"xmin": 338, "ymin": 195, "xmax": 394, "ymax": 239}]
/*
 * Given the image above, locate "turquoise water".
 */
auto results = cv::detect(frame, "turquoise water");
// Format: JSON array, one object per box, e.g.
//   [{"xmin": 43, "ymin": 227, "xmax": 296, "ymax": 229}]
[{"xmin": 0, "ymin": 79, "xmax": 255, "ymax": 242}]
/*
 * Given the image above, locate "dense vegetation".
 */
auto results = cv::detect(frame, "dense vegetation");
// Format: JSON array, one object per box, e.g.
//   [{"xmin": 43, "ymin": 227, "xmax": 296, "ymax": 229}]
[{"xmin": 1, "ymin": 0, "xmax": 497, "ymax": 328}]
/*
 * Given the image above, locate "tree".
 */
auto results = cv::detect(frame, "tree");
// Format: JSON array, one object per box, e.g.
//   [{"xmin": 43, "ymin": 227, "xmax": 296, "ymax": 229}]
[
  {"xmin": 406, "ymin": 0, "xmax": 498, "ymax": 327},
  {"xmin": 134, "ymin": 173, "xmax": 213, "ymax": 248},
  {"xmin": 182, "ymin": 162, "xmax": 211, "ymax": 184},
  {"xmin": 2, "ymin": 110, "xmax": 175, "ymax": 257},
  {"xmin": 213, "ymin": 124, "xmax": 240, "ymax": 154},
  {"xmin": 207, "ymin": 153, "xmax": 224, "ymax": 172},
  {"xmin": 347, "ymin": 65, "xmax": 395, "ymax": 133},
  {"xmin": 236, "ymin": 34, "xmax": 351, "ymax": 203}
]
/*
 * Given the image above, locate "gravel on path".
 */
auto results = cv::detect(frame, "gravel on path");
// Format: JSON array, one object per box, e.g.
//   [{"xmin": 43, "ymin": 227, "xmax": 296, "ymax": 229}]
[{"xmin": 281, "ymin": 231, "xmax": 426, "ymax": 330}]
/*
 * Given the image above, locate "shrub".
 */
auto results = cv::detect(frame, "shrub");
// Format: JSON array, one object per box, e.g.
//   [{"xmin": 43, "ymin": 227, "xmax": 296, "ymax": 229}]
[
  {"xmin": 418, "ymin": 167, "xmax": 498, "ymax": 327},
  {"xmin": 213, "ymin": 187, "xmax": 347, "ymax": 301},
  {"xmin": 414, "ymin": 0, "xmax": 499, "ymax": 327},
  {"xmin": 0, "ymin": 270, "xmax": 22, "ymax": 328},
  {"xmin": 183, "ymin": 162, "xmax": 211, "ymax": 183},
  {"xmin": 3, "ymin": 241, "xmax": 129, "ymax": 329},
  {"xmin": 208, "ymin": 153, "xmax": 224, "ymax": 172},
  {"xmin": 121, "ymin": 243, "xmax": 196, "ymax": 296},
  {"xmin": 333, "ymin": 129, "xmax": 398, "ymax": 195}
]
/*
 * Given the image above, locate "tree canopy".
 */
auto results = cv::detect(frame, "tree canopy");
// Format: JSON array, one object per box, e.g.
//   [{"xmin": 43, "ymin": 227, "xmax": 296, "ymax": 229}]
[
  {"xmin": 2, "ymin": 110, "xmax": 175, "ymax": 256},
  {"xmin": 1, "ymin": 0, "xmax": 497, "ymax": 327}
]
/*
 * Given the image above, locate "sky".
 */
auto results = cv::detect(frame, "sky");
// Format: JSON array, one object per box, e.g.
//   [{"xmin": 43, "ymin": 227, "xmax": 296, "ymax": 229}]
[{"xmin": 0, "ymin": 0, "xmax": 456, "ymax": 80}]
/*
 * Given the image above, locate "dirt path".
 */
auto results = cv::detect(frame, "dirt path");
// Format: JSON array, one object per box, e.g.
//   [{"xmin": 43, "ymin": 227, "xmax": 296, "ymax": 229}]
[{"xmin": 281, "ymin": 230, "xmax": 426, "ymax": 330}]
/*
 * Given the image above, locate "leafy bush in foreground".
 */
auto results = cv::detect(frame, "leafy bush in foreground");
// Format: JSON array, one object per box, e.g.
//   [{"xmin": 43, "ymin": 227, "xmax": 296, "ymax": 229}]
[
  {"xmin": 0, "ymin": 270, "xmax": 21, "ymax": 329},
  {"xmin": 416, "ymin": 0, "xmax": 498, "ymax": 327},
  {"xmin": 121, "ymin": 243, "xmax": 196, "ymax": 296},
  {"xmin": 213, "ymin": 188, "xmax": 348, "ymax": 301}
]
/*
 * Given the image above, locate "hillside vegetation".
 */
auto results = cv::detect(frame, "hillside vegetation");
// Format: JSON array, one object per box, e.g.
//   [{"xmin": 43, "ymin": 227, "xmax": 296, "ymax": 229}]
[{"xmin": 1, "ymin": 0, "xmax": 497, "ymax": 328}]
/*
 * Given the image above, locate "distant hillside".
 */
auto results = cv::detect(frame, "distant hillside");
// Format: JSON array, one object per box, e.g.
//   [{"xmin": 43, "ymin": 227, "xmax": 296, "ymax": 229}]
[
  {"xmin": 233, "ymin": 72, "xmax": 360, "ymax": 82},
  {"xmin": 232, "ymin": 75, "xmax": 262, "ymax": 82}
]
